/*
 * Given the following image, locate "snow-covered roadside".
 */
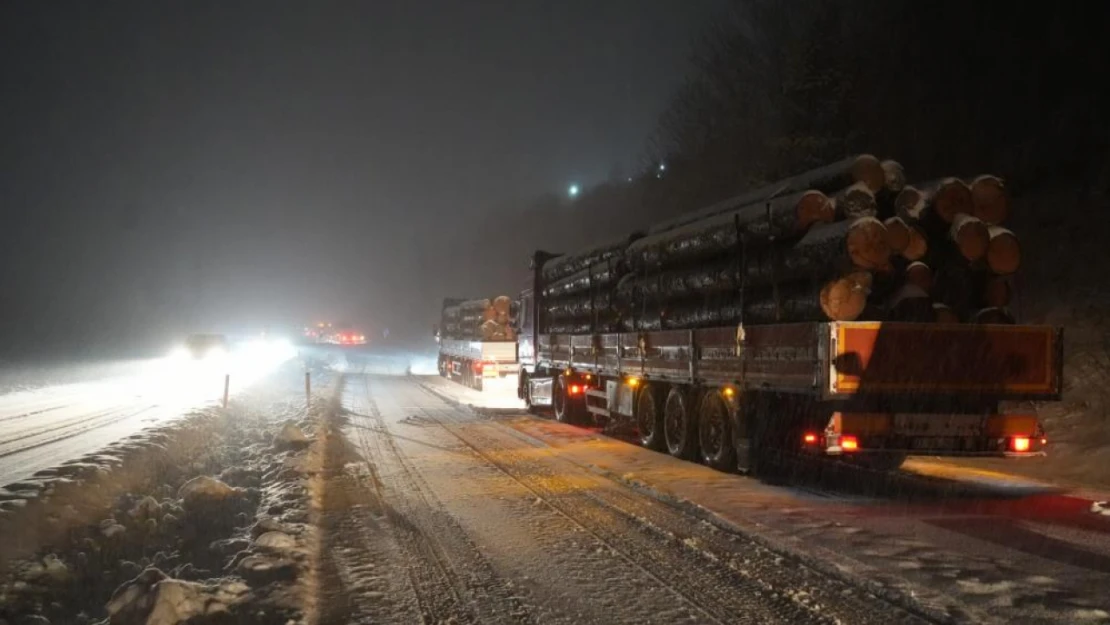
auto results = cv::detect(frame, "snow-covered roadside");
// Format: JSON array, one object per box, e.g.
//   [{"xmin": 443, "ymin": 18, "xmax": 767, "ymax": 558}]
[{"xmin": 0, "ymin": 365, "xmax": 330, "ymax": 624}]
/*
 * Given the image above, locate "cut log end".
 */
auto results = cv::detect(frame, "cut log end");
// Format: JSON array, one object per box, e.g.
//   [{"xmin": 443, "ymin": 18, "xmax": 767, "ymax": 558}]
[
  {"xmin": 852, "ymin": 154, "xmax": 886, "ymax": 194},
  {"xmin": 949, "ymin": 214, "xmax": 990, "ymax": 261},
  {"xmin": 820, "ymin": 272, "xmax": 871, "ymax": 321},
  {"xmin": 881, "ymin": 159, "xmax": 906, "ymax": 194},
  {"xmin": 974, "ymin": 307, "xmax": 1016, "ymax": 325},
  {"xmin": 986, "ymin": 227, "xmax": 1020, "ymax": 275},
  {"xmin": 795, "ymin": 191, "xmax": 836, "ymax": 230},
  {"xmin": 894, "ymin": 187, "xmax": 925, "ymax": 220},
  {"xmin": 983, "ymin": 276, "xmax": 1012, "ymax": 308},
  {"xmin": 846, "ymin": 218, "xmax": 892, "ymax": 270},
  {"xmin": 836, "ymin": 182, "xmax": 879, "ymax": 219},
  {"xmin": 902, "ymin": 225, "xmax": 928, "ymax": 261},
  {"xmin": 883, "ymin": 217, "xmax": 911, "ymax": 253},
  {"xmin": 492, "ymin": 295, "xmax": 513, "ymax": 315},
  {"xmin": 904, "ymin": 261, "xmax": 934, "ymax": 293},
  {"xmin": 970, "ymin": 175, "xmax": 1009, "ymax": 225},
  {"xmin": 933, "ymin": 303, "xmax": 961, "ymax": 324},
  {"xmin": 933, "ymin": 179, "xmax": 974, "ymax": 223},
  {"xmin": 888, "ymin": 284, "xmax": 933, "ymax": 322}
]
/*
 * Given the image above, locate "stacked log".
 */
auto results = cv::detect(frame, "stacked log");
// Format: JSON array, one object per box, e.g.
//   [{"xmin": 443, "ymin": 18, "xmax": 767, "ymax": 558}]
[
  {"xmin": 440, "ymin": 295, "xmax": 517, "ymax": 340},
  {"xmin": 535, "ymin": 155, "xmax": 1023, "ymax": 333}
]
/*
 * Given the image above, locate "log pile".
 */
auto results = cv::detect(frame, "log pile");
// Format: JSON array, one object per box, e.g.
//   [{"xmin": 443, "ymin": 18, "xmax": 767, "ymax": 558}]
[
  {"xmin": 441, "ymin": 295, "xmax": 517, "ymax": 340},
  {"xmin": 538, "ymin": 154, "xmax": 1022, "ymax": 333}
]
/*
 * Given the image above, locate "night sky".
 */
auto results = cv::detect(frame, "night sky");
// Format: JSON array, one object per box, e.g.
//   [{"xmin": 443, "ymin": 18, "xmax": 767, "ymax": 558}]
[{"xmin": 0, "ymin": 1, "xmax": 725, "ymax": 354}]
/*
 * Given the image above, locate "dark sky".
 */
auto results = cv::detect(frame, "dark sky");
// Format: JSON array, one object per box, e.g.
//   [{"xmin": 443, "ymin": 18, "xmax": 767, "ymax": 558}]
[{"xmin": 0, "ymin": 1, "xmax": 724, "ymax": 353}]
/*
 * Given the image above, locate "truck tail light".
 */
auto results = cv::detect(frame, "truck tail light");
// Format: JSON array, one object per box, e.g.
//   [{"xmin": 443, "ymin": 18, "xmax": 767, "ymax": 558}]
[
  {"xmin": 840, "ymin": 435, "xmax": 859, "ymax": 451},
  {"xmin": 803, "ymin": 432, "xmax": 818, "ymax": 445},
  {"xmin": 569, "ymin": 384, "xmax": 582, "ymax": 395},
  {"xmin": 1011, "ymin": 436, "xmax": 1031, "ymax": 452}
]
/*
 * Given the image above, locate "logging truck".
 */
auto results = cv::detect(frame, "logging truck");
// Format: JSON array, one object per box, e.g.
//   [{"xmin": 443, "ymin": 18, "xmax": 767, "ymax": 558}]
[
  {"xmin": 513, "ymin": 154, "xmax": 1062, "ymax": 473},
  {"xmin": 436, "ymin": 296, "xmax": 519, "ymax": 390}
]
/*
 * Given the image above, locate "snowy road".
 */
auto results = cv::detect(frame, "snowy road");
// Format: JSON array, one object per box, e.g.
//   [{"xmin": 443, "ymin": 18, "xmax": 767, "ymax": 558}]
[
  {"xmin": 320, "ymin": 374, "xmax": 926, "ymax": 624},
  {"xmin": 0, "ymin": 350, "xmax": 293, "ymax": 486},
  {"xmin": 316, "ymin": 373, "xmax": 1110, "ymax": 624}
]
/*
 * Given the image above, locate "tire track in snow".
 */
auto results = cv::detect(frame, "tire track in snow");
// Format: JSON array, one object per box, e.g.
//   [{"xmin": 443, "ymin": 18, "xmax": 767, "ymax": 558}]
[
  {"xmin": 343, "ymin": 374, "xmax": 533, "ymax": 624},
  {"xmin": 0, "ymin": 404, "xmax": 158, "ymax": 459},
  {"xmin": 409, "ymin": 380, "xmax": 935, "ymax": 625}
]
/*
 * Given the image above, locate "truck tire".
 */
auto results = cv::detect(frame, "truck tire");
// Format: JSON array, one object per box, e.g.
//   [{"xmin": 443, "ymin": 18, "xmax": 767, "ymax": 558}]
[
  {"xmin": 636, "ymin": 384, "xmax": 665, "ymax": 450},
  {"xmin": 664, "ymin": 387, "xmax": 698, "ymax": 460},
  {"xmin": 698, "ymin": 390, "xmax": 735, "ymax": 471},
  {"xmin": 553, "ymin": 377, "xmax": 584, "ymax": 424},
  {"xmin": 521, "ymin": 373, "xmax": 540, "ymax": 415}
]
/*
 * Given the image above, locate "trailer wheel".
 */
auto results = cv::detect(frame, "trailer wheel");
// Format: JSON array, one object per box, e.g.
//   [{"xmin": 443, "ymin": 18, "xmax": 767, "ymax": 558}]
[
  {"xmin": 664, "ymin": 387, "xmax": 698, "ymax": 460},
  {"xmin": 521, "ymin": 373, "xmax": 540, "ymax": 415},
  {"xmin": 636, "ymin": 384, "xmax": 665, "ymax": 450},
  {"xmin": 553, "ymin": 376, "xmax": 584, "ymax": 424},
  {"xmin": 698, "ymin": 390, "xmax": 735, "ymax": 471}
]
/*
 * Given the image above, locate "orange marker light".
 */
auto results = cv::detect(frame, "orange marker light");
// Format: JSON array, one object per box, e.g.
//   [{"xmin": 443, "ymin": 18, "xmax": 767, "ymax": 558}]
[
  {"xmin": 803, "ymin": 433, "xmax": 818, "ymax": 444},
  {"xmin": 840, "ymin": 436, "xmax": 859, "ymax": 451},
  {"xmin": 627, "ymin": 377, "xmax": 640, "ymax": 388}
]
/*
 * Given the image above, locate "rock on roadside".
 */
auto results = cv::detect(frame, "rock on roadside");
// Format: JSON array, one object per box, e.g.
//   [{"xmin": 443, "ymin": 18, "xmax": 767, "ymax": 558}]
[
  {"xmin": 177, "ymin": 476, "xmax": 240, "ymax": 512},
  {"xmin": 273, "ymin": 422, "xmax": 311, "ymax": 451}
]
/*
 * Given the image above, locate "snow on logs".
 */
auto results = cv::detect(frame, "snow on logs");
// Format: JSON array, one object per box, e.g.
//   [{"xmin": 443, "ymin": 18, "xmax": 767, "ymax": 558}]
[
  {"xmin": 647, "ymin": 154, "xmax": 881, "ymax": 234},
  {"xmin": 441, "ymin": 295, "xmax": 516, "ymax": 340},
  {"xmin": 628, "ymin": 190, "xmax": 835, "ymax": 272},
  {"xmin": 535, "ymin": 155, "xmax": 1021, "ymax": 330}
]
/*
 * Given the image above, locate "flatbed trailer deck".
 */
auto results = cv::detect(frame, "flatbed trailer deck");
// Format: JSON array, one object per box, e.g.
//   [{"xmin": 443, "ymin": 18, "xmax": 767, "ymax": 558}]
[{"xmin": 519, "ymin": 292, "xmax": 1063, "ymax": 472}]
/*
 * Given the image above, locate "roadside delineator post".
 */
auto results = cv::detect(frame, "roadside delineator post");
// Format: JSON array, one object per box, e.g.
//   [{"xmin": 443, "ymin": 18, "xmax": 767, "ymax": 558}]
[
  {"xmin": 223, "ymin": 374, "xmax": 230, "ymax": 409},
  {"xmin": 305, "ymin": 371, "xmax": 311, "ymax": 406}
]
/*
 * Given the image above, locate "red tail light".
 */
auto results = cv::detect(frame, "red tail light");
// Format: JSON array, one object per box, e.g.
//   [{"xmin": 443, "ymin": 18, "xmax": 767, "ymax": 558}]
[
  {"xmin": 840, "ymin": 435, "xmax": 859, "ymax": 451},
  {"xmin": 1011, "ymin": 436, "xmax": 1031, "ymax": 452},
  {"xmin": 569, "ymin": 384, "xmax": 582, "ymax": 395},
  {"xmin": 803, "ymin": 433, "xmax": 818, "ymax": 444}
]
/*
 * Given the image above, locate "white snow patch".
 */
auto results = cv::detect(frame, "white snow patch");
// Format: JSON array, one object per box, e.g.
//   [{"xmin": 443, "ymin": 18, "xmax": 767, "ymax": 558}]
[
  {"xmin": 254, "ymin": 531, "xmax": 297, "ymax": 553},
  {"xmin": 1071, "ymin": 608, "xmax": 1110, "ymax": 621},
  {"xmin": 1090, "ymin": 501, "xmax": 1110, "ymax": 516},
  {"xmin": 955, "ymin": 578, "xmax": 1017, "ymax": 595}
]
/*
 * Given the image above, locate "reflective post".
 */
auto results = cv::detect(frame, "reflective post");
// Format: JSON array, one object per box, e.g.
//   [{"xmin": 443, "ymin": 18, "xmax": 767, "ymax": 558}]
[
  {"xmin": 305, "ymin": 371, "xmax": 311, "ymax": 405},
  {"xmin": 222, "ymin": 374, "xmax": 230, "ymax": 409}
]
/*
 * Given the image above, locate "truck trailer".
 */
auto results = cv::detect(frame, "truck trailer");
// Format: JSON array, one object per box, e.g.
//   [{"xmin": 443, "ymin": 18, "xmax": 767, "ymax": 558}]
[
  {"xmin": 435, "ymin": 296, "xmax": 519, "ymax": 391},
  {"xmin": 514, "ymin": 155, "xmax": 1062, "ymax": 474}
]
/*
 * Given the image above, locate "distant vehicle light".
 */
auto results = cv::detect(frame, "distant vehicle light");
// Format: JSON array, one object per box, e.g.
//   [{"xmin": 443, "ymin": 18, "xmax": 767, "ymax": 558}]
[
  {"xmin": 1011, "ymin": 436, "xmax": 1031, "ymax": 452},
  {"xmin": 569, "ymin": 384, "xmax": 582, "ymax": 395},
  {"xmin": 803, "ymin": 433, "xmax": 818, "ymax": 444},
  {"xmin": 840, "ymin": 435, "xmax": 859, "ymax": 451}
]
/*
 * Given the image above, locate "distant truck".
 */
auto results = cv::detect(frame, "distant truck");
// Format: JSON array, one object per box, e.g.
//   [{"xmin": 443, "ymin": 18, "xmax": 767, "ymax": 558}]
[
  {"xmin": 435, "ymin": 297, "xmax": 518, "ymax": 390},
  {"xmin": 304, "ymin": 322, "xmax": 366, "ymax": 345}
]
